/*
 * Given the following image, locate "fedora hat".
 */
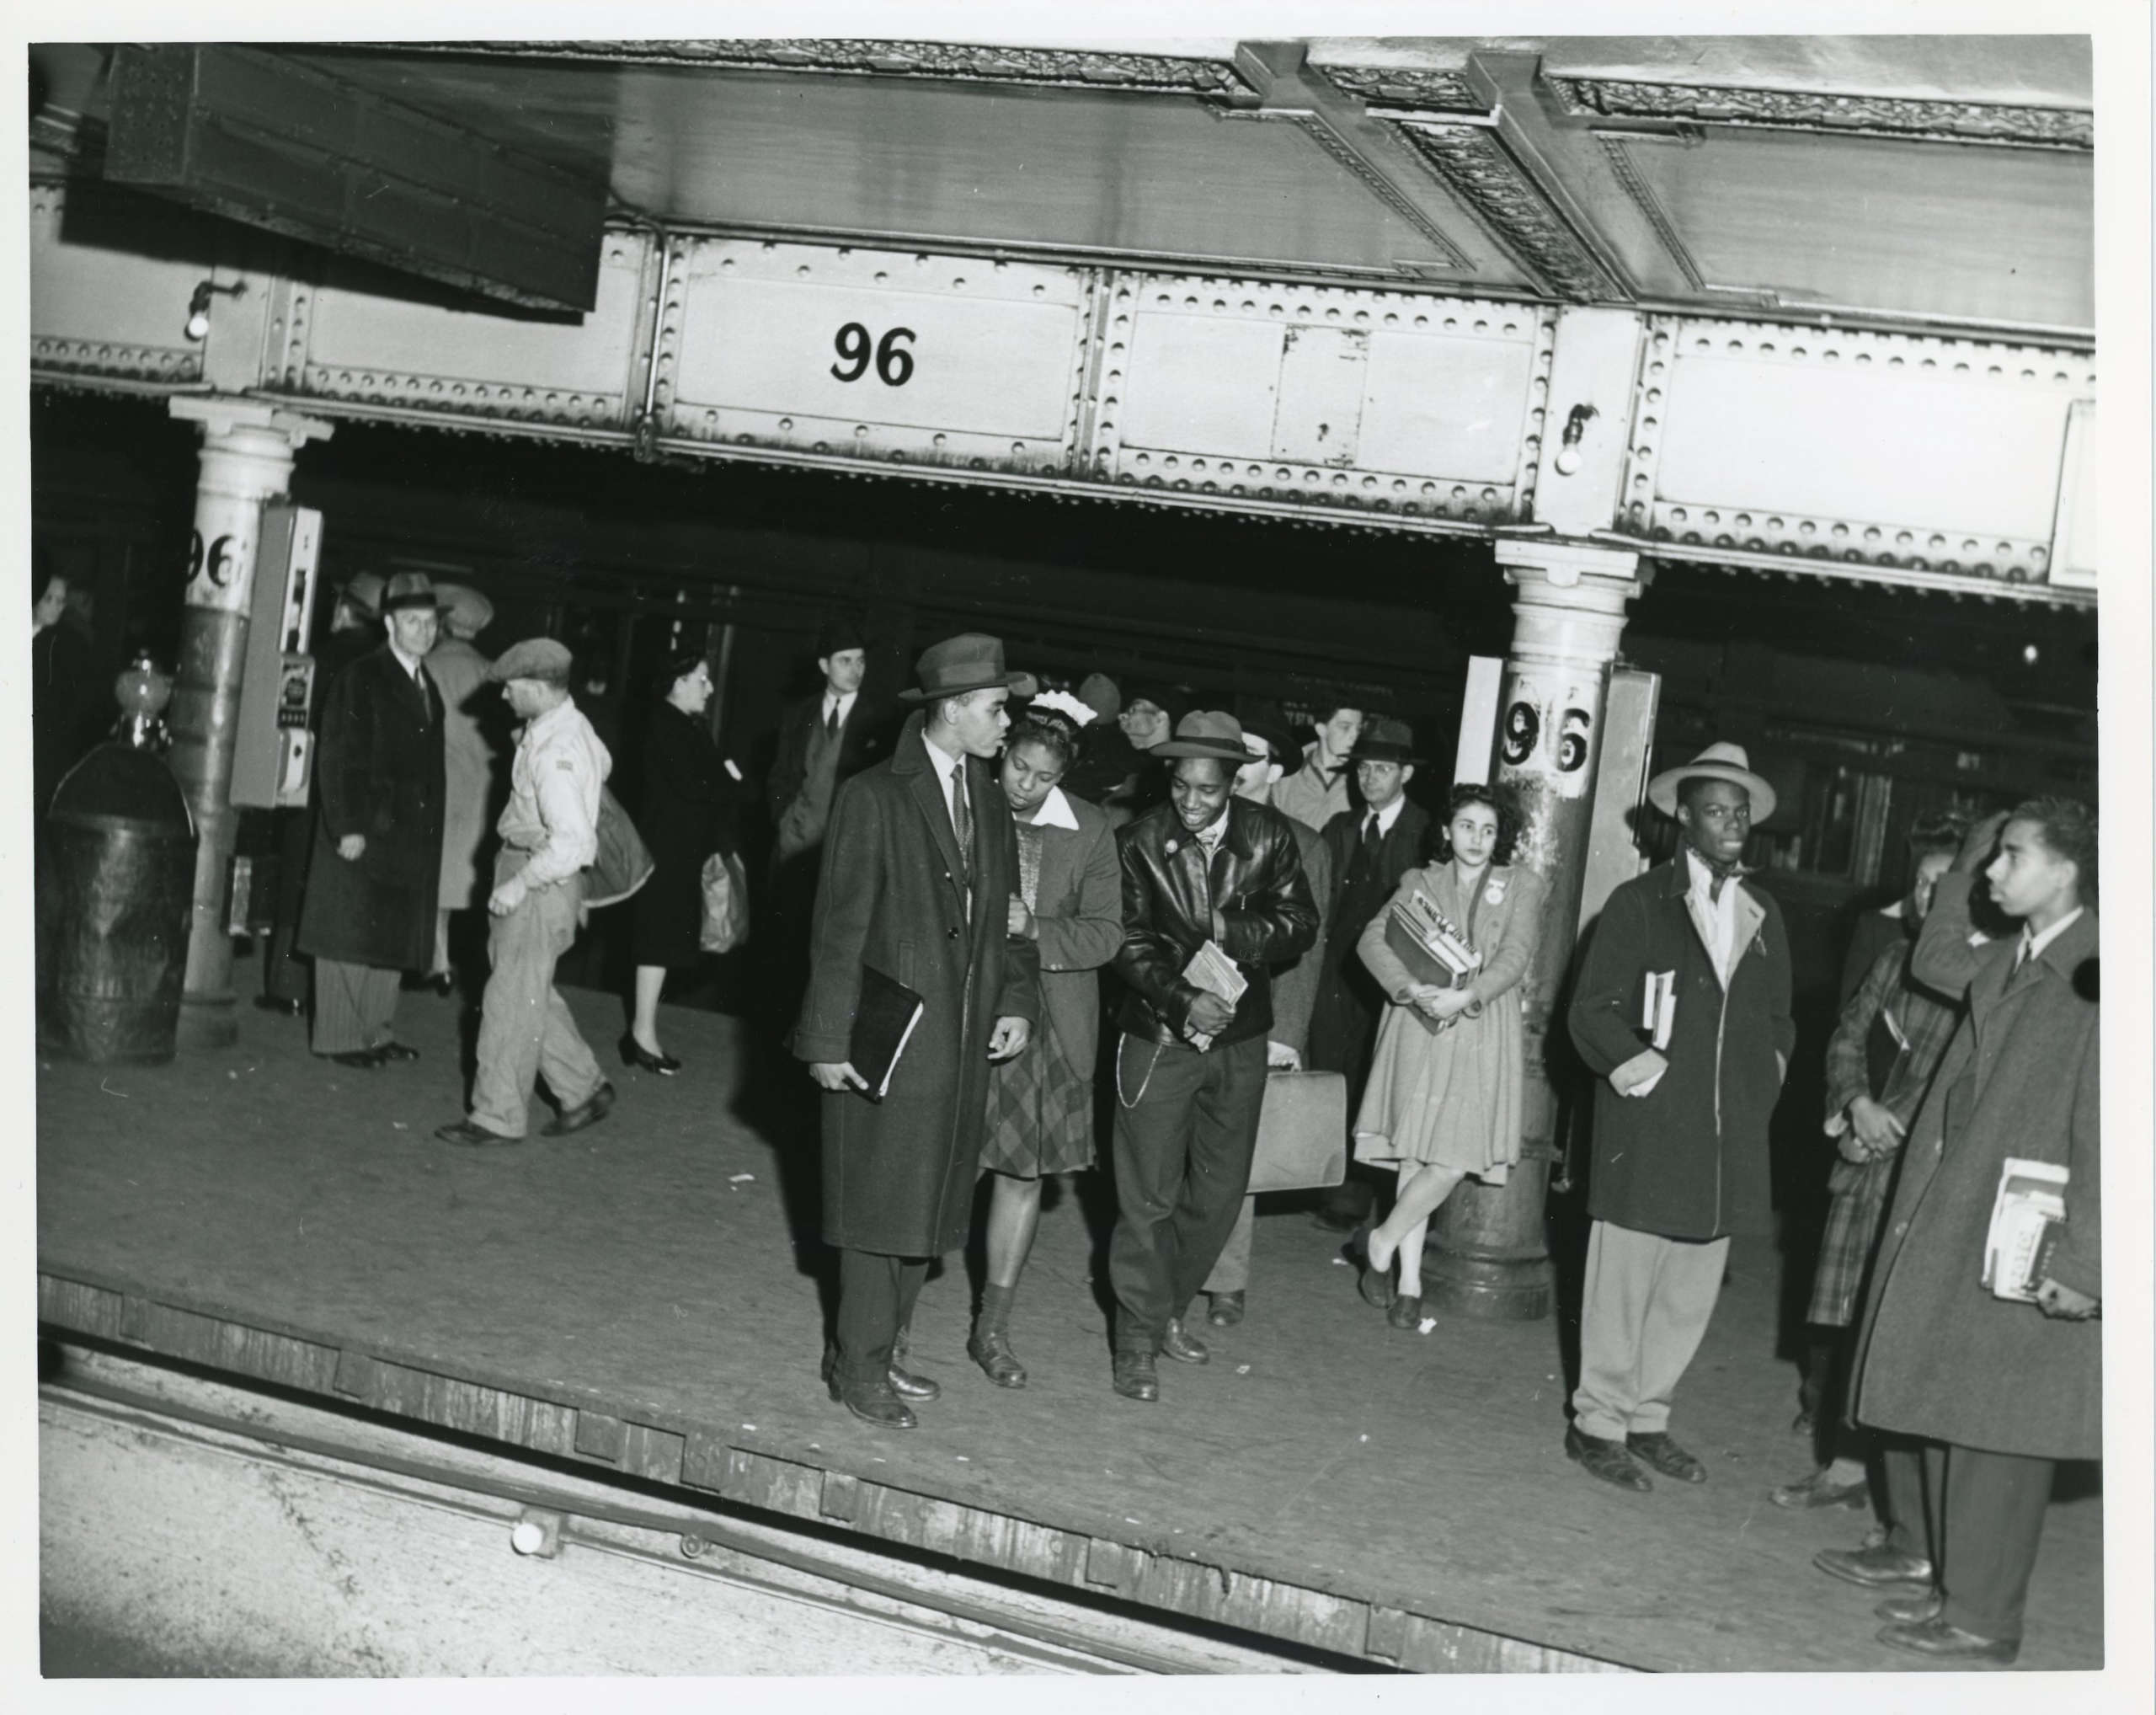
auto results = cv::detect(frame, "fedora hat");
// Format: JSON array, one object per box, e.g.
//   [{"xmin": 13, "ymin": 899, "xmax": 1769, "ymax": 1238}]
[
  {"xmin": 897, "ymin": 632, "xmax": 1038, "ymax": 704},
  {"xmin": 1154, "ymin": 710, "xmax": 1251, "ymax": 762},
  {"xmin": 1350, "ymin": 715, "xmax": 1422, "ymax": 765},
  {"xmin": 1647, "ymin": 741, "xmax": 1777, "ymax": 822},
  {"xmin": 1236, "ymin": 706, "xmax": 1305, "ymax": 777},
  {"xmin": 381, "ymin": 570, "xmax": 440, "ymax": 614},
  {"xmin": 337, "ymin": 570, "xmax": 386, "ymax": 620}
]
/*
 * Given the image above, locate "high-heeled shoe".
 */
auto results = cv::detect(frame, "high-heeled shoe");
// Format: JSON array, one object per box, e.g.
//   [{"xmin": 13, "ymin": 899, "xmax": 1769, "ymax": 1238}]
[{"xmin": 621, "ymin": 1035, "xmax": 682, "ymax": 1076}]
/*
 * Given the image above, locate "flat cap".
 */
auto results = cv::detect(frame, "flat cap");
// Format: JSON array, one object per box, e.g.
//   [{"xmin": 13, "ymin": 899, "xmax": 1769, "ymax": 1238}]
[{"xmin": 487, "ymin": 637, "xmax": 574, "ymax": 685}]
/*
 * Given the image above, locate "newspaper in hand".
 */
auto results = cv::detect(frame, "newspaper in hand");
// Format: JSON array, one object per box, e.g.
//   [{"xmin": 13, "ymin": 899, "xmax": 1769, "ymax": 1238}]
[{"xmin": 1180, "ymin": 938, "xmax": 1248, "ymax": 1051}]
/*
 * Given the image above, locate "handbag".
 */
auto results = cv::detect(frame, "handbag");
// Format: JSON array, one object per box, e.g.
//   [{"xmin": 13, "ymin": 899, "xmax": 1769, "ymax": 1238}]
[
  {"xmin": 579, "ymin": 787, "xmax": 655, "ymax": 909},
  {"xmin": 1246, "ymin": 1069, "xmax": 1348, "ymax": 1194},
  {"xmin": 699, "ymin": 849, "xmax": 752, "ymax": 953}
]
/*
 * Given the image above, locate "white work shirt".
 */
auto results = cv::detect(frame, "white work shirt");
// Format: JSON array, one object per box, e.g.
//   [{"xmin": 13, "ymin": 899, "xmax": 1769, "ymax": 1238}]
[
  {"xmin": 498, "ymin": 697, "xmax": 609, "ymax": 888},
  {"xmin": 1684, "ymin": 847, "xmax": 1742, "ymax": 986}
]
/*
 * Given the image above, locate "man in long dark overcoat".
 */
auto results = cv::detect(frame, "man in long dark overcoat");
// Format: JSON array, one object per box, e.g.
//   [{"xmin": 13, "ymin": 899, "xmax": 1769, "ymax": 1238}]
[
  {"xmin": 1566, "ymin": 742, "xmax": 1793, "ymax": 1493},
  {"xmin": 296, "ymin": 572, "xmax": 447, "ymax": 1067},
  {"xmin": 794, "ymin": 633, "xmax": 1041, "ymax": 1430},
  {"xmin": 1817, "ymin": 801, "xmax": 2100, "ymax": 1666}
]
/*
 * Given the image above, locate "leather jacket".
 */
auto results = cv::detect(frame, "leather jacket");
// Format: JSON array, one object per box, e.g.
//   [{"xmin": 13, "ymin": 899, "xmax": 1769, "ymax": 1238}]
[{"xmin": 1113, "ymin": 798, "xmax": 1321, "ymax": 1049}]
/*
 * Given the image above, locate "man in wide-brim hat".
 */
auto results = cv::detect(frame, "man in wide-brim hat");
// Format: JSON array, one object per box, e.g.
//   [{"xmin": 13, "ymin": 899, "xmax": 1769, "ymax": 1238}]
[
  {"xmin": 1105, "ymin": 710, "xmax": 1319, "ymax": 1401},
  {"xmin": 792, "ymin": 632, "xmax": 1042, "ymax": 1430},
  {"xmin": 1564, "ymin": 740, "xmax": 1794, "ymax": 1493},
  {"xmin": 296, "ymin": 571, "xmax": 446, "ymax": 1066}
]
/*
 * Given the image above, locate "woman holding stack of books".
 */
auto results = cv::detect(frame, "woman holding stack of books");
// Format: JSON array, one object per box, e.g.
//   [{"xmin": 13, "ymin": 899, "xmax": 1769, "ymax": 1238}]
[{"xmin": 1349, "ymin": 783, "xmax": 1546, "ymax": 1327}]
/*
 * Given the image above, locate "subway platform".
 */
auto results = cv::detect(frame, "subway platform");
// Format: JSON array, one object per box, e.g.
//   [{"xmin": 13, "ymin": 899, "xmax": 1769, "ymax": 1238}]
[{"xmin": 35, "ymin": 964, "xmax": 2102, "ymax": 1674}]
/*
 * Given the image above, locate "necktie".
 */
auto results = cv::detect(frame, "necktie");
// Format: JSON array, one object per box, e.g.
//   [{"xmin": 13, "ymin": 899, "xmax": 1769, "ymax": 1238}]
[
  {"xmin": 1362, "ymin": 813, "xmax": 1380, "ymax": 853},
  {"xmin": 825, "ymin": 700, "xmax": 841, "ymax": 739},
  {"xmin": 952, "ymin": 762, "xmax": 973, "ymax": 876}
]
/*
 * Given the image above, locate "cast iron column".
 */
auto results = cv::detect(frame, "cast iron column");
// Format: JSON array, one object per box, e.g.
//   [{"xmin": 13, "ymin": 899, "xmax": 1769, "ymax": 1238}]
[
  {"xmin": 1423, "ymin": 540, "xmax": 1643, "ymax": 1319},
  {"xmin": 168, "ymin": 397, "xmax": 334, "ymax": 1050}
]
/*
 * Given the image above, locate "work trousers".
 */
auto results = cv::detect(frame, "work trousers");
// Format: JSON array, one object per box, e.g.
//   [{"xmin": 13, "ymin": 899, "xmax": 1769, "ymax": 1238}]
[
  {"xmin": 262, "ymin": 806, "xmax": 312, "ymax": 1006},
  {"xmin": 1880, "ymin": 1436, "xmax": 2055, "ymax": 1643},
  {"xmin": 834, "ymin": 1249, "xmax": 931, "ymax": 1388},
  {"xmin": 1203, "ymin": 1194, "xmax": 1258, "ymax": 1296},
  {"xmin": 311, "ymin": 959, "xmax": 403, "ymax": 1055},
  {"xmin": 469, "ymin": 873, "xmax": 602, "ymax": 1138},
  {"xmin": 1109, "ymin": 1033, "xmax": 1267, "ymax": 1350},
  {"xmin": 1572, "ymin": 1218, "xmax": 1732, "ymax": 1442}
]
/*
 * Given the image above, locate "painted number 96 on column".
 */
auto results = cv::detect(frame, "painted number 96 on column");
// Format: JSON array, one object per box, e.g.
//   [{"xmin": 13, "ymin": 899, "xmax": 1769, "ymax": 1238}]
[{"xmin": 831, "ymin": 323, "xmax": 916, "ymax": 386}]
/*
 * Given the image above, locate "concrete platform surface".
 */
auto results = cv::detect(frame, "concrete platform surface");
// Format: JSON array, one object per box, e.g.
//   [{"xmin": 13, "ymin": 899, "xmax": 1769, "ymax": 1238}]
[{"xmin": 35, "ymin": 976, "xmax": 2102, "ymax": 1673}]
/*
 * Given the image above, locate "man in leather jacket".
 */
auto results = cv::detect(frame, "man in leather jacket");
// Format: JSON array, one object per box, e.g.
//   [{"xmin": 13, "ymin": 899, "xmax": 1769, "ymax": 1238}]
[{"xmin": 1107, "ymin": 711, "xmax": 1320, "ymax": 1402}]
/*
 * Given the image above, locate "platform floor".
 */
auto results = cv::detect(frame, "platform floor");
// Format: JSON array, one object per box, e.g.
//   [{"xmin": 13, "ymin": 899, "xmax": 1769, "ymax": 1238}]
[{"xmin": 35, "ymin": 970, "xmax": 2102, "ymax": 1673}]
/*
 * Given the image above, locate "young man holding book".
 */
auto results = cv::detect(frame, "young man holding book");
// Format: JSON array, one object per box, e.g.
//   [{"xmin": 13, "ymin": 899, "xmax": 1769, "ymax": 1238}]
[
  {"xmin": 1107, "ymin": 712, "xmax": 1319, "ymax": 1402},
  {"xmin": 1566, "ymin": 742, "xmax": 1795, "ymax": 1493},
  {"xmin": 793, "ymin": 634, "xmax": 1041, "ymax": 1430},
  {"xmin": 1821, "ymin": 800, "xmax": 2100, "ymax": 1665}
]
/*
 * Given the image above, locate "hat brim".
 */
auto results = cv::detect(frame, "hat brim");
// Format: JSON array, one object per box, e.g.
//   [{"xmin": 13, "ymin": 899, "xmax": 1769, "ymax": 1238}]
[
  {"xmin": 898, "ymin": 671, "xmax": 1038, "ymax": 704},
  {"xmin": 1154, "ymin": 739, "xmax": 1251, "ymax": 762},
  {"xmin": 1647, "ymin": 764, "xmax": 1777, "ymax": 823},
  {"xmin": 383, "ymin": 595, "xmax": 441, "ymax": 613},
  {"xmin": 1350, "ymin": 745, "xmax": 1424, "ymax": 766}
]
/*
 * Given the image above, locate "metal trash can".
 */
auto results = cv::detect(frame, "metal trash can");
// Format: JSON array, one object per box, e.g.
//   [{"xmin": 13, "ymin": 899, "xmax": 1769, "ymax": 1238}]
[{"xmin": 48, "ymin": 743, "xmax": 197, "ymax": 1065}]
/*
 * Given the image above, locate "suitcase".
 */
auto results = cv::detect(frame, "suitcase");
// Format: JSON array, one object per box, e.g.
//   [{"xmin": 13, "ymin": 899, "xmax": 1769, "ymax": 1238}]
[{"xmin": 1246, "ymin": 1069, "xmax": 1348, "ymax": 1194}]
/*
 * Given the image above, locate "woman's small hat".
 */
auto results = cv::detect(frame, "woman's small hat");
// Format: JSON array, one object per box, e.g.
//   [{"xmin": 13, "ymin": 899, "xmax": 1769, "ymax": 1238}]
[
  {"xmin": 897, "ymin": 633, "xmax": 1038, "ymax": 703},
  {"xmin": 1646, "ymin": 741, "xmax": 1777, "ymax": 822}
]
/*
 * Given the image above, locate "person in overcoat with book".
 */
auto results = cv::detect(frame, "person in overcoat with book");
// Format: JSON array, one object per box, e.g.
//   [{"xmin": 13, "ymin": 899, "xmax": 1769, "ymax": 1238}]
[
  {"xmin": 1352, "ymin": 783, "xmax": 1546, "ymax": 1330},
  {"xmin": 296, "ymin": 572, "xmax": 448, "ymax": 1067},
  {"xmin": 1565, "ymin": 742, "xmax": 1794, "ymax": 1493},
  {"xmin": 1816, "ymin": 801, "xmax": 2100, "ymax": 1666},
  {"xmin": 794, "ymin": 634, "xmax": 1042, "ymax": 1431},
  {"xmin": 967, "ymin": 701, "xmax": 1123, "ymax": 1389}
]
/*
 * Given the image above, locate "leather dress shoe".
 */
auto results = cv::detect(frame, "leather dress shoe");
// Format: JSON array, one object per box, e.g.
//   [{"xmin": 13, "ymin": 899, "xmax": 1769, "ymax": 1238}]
[
  {"xmin": 318, "ymin": 1047, "xmax": 386, "ymax": 1070},
  {"xmin": 1206, "ymin": 1290, "xmax": 1246, "ymax": 1328},
  {"xmin": 542, "ymin": 1081, "xmax": 616, "ymax": 1137},
  {"xmin": 435, "ymin": 1119, "xmax": 523, "ymax": 1148},
  {"xmin": 1159, "ymin": 1317, "xmax": 1209, "ymax": 1365},
  {"xmin": 254, "ymin": 996, "xmax": 305, "ymax": 1018},
  {"xmin": 1566, "ymin": 1425, "xmax": 1652, "ymax": 1492},
  {"xmin": 375, "ymin": 1041, "xmax": 421, "ymax": 1063},
  {"xmin": 1112, "ymin": 1349, "xmax": 1159, "ymax": 1402},
  {"xmin": 1814, "ymin": 1543, "xmax": 1935, "ymax": 1590},
  {"xmin": 968, "ymin": 1328, "xmax": 1027, "ymax": 1387},
  {"xmin": 1876, "ymin": 1616, "xmax": 2018, "ymax": 1665},
  {"xmin": 621, "ymin": 1035, "xmax": 682, "ymax": 1076},
  {"xmin": 886, "ymin": 1362, "xmax": 941, "ymax": 1402},
  {"xmin": 1386, "ymin": 1291, "xmax": 1423, "ymax": 1330},
  {"xmin": 1626, "ymin": 1431, "xmax": 1707, "ymax": 1484},
  {"xmin": 827, "ymin": 1373, "xmax": 917, "ymax": 1429},
  {"xmin": 1876, "ymin": 1590, "xmax": 1944, "ymax": 1624},
  {"xmin": 1771, "ymin": 1466, "xmax": 1870, "ymax": 1510}
]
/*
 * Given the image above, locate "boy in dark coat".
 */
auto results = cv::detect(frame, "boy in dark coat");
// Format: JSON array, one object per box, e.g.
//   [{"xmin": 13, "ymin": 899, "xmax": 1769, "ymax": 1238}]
[
  {"xmin": 1818, "ymin": 802, "xmax": 2100, "ymax": 1665},
  {"xmin": 296, "ymin": 573, "xmax": 446, "ymax": 1067},
  {"xmin": 794, "ymin": 634, "xmax": 1042, "ymax": 1430},
  {"xmin": 1566, "ymin": 742, "xmax": 1794, "ymax": 1493}
]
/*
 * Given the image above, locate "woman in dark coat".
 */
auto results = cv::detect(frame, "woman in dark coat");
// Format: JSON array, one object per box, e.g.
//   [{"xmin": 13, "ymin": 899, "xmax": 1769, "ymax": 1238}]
[
  {"xmin": 969, "ymin": 706, "xmax": 1123, "ymax": 1388},
  {"xmin": 625, "ymin": 649, "xmax": 740, "ymax": 1073}
]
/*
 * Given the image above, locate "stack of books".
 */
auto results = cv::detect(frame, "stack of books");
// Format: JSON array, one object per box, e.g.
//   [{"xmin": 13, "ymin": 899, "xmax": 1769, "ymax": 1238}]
[
  {"xmin": 1983, "ymin": 1157, "xmax": 2069, "ymax": 1303},
  {"xmin": 1385, "ymin": 892, "xmax": 1481, "ymax": 1033}
]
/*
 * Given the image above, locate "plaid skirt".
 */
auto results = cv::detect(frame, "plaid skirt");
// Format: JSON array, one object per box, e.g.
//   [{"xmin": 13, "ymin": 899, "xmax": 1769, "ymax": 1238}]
[
  {"xmin": 979, "ymin": 1018, "xmax": 1096, "ymax": 1178},
  {"xmin": 1807, "ymin": 1149, "xmax": 1899, "ymax": 1328}
]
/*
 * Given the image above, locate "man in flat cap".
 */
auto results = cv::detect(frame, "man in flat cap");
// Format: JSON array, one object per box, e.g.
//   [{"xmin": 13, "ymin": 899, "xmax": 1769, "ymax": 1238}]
[
  {"xmin": 296, "ymin": 571, "xmax": 446, "ymax": 1066},
  {"xmin": 1565, "ymin": 742, "xmax": 1794, "ymax": 1493},
  {"xmin": 794, "ymin": 633, "xmax": 1042, "ymax": 1429},
  {"xmin": 1107, "ymin": 712, "xmax": 1319, "ymax": 1402},
  {"xmin": 435, "ymin": 637, "xmax": 616, "ymax": 1147}
]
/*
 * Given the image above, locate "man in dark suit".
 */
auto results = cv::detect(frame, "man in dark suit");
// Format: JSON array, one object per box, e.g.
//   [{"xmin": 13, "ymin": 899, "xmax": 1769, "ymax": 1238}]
[
  {"xmin": 794, "ymin": 633, "xmax": 1041, "ymax": 1430},
  {"xmin": 295, "ymin": 572, "xmax": 447, "ymax": 1068},
  {"xmin": 1308, "ymin": 717, "xmax": 1433, "ymax": 1231}
]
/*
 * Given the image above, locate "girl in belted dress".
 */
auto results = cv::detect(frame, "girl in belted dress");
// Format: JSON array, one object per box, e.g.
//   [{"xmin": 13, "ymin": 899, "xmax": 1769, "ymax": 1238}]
[
  {"xmin": 1351, "ymin": 783, "xmax": 1546, "ymax": 1329},
  {"xmin": 969, "ymin": 705, "xmax": 1123, "ymax": 1388}
]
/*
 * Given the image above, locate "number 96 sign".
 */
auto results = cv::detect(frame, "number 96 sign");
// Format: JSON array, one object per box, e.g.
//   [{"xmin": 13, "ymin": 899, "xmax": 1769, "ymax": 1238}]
[{"xmin": 1497, "ymin": 668, "xmax": 1596, "ymax": 799}]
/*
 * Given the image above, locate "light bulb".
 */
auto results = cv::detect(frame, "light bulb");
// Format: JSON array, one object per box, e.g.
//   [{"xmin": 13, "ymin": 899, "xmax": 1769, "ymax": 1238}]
[
  {"xmin": 1553, "ymin": 445, "xmax": 1582, "ymax": 477},
  {"xmin": 184, "ymin": 309, "xmax": 211, "ymax": 342}
]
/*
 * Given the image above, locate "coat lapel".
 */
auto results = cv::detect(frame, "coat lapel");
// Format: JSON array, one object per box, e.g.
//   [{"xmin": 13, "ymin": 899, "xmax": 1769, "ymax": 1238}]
[{"xmin": 899, "ymin": 728, "xmax": 970, "ymax": 918}]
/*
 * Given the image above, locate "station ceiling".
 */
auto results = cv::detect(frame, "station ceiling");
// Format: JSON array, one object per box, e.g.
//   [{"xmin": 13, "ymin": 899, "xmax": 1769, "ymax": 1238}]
[{"xmin": 33, "ymin": 35, "xmax": 2094, "ymax": 339}]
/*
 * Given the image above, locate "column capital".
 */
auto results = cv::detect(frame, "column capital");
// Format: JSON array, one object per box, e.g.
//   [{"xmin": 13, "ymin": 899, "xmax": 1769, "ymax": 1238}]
[
  {"xmin": 169, "ymin": 393, "xmax": 336, "ymax": 452},
  {"xmin": 1494, "ymin": 536, "xmax": 1641, "ymax": 593}
]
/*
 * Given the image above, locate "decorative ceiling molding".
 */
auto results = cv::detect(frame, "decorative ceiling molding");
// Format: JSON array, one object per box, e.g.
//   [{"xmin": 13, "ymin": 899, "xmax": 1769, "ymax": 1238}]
[
  {"xmin": 1597, "ymin": 137, "xmax": 1706, "ymax": 293},
  {"xmin": 1555, "ymin": 77, "xmax": 2092, "ymax": 151},
  {"xmin": 408, "ymin": 40, "xmax": 1257, "ymax": 99},
  {"xmin": 1315, "ymin": 65, "xmax": 1481, "ymax": 114},
  {"xmin": 1226, "ymin": 112, "xmax": 1470, "ymax": 270},
  {"xmin": 1394, "ymin": 123, "xmax": 1621, "ymax": 302}
]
